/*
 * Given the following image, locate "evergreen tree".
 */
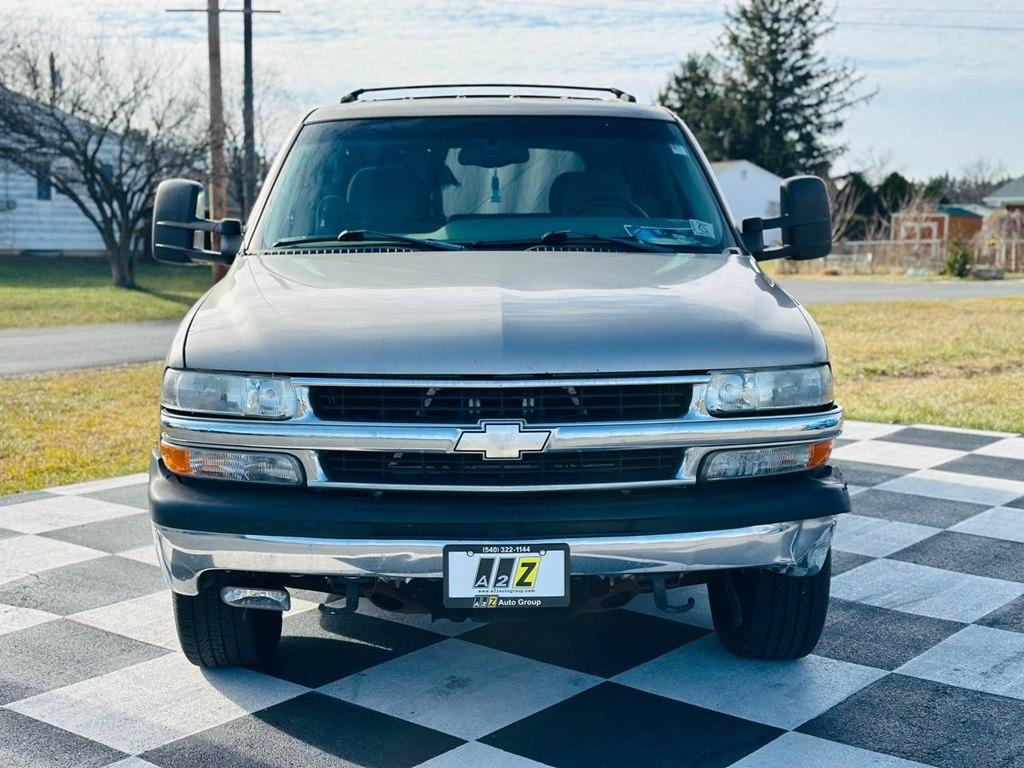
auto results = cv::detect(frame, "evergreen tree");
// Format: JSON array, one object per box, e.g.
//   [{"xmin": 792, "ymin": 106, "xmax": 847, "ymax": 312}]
[
  {"xmin": 876, "ymin": 172, "xmax": 915, "ymax": 215},
  {"xmin": 657, "ymin": 54, "xmax": 735, "ymax": 161},
  {"xmin": 833, "ymin": 172, "xmax": 883, "ymax": 240},
  {"xmin": 660, "ymin": 0, "xmax": 871, "ymax": 177}
]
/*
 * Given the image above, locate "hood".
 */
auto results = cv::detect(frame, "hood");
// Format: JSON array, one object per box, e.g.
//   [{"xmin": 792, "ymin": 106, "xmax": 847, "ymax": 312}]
[{"xmin": 180, "ymin": 249, "xmax": 826, "ymax": 375}]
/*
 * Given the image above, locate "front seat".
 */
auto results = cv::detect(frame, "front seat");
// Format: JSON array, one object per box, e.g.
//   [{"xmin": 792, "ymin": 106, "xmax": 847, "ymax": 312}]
[
  {"xmin": 346, "ymin": 166, "xmax": 421, "ymax": 231},
  {"xmin": 548, "ymin": 171, "xmax": 633, "ymax": 216}
]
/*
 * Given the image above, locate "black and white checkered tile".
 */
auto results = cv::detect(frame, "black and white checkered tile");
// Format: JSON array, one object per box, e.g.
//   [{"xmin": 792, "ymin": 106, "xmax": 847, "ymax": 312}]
[{"xmin": 1, "ymin": 420, "xmax": 1023, "ymax": 768}]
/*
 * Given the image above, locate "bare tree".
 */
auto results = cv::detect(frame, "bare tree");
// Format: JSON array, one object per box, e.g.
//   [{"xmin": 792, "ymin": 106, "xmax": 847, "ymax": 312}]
[
  {"xmin": 0, "ymin": 33, "xmax": 208, "ymax": 287},
  {"xmin": 827, "ymin": 176, "xmax": 863, "ymax": 242},
  {"xmin": 223, "ymin": 72, "xmax": 295, "ymax": 218}
]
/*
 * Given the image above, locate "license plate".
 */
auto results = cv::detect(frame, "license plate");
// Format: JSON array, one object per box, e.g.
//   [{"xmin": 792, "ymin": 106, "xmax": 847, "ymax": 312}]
[{"xmin": 443, "ymin": 543, "xmax": 570, "ymax": 609}]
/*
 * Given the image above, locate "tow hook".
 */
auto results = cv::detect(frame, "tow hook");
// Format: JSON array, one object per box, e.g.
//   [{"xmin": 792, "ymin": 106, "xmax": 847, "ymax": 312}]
[
  {"xmin": 221, "ymin": 586, "xmax": 291, "ymax": 611},
  {"xmin": 318, "ymin": 579, "xmax": 361, "ymax": 616},
  {"xmin": 651, "ymin": 574, "xmax": 695, "ymax": 614}
]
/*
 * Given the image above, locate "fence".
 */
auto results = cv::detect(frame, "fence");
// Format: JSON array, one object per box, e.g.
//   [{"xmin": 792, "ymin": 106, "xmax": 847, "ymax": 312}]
[
  {"xmin": 976, "ymin": 238, "xmax": 1023, "ymax": 273},
  {"xmin": 778, "ymin": 238, "xmax": 1024, "ymax": 275}
]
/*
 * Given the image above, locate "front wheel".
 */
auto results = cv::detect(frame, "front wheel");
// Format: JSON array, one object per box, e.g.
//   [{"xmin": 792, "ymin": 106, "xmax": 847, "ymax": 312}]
[
  {"xmin": 708, "ymin": 551, "xmax": 831, "ymax": 660},
  {"xmin": 172, "ymin": 575, "xmax": 282, "ymax": 668}
]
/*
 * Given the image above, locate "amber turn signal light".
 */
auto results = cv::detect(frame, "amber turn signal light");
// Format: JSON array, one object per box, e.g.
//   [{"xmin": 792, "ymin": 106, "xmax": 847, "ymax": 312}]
[
  {"xmin": 808, "ymin": 440, "xmax": 832, "ymax": 469},
  {"xmin": 160, "ymin": 441, "xmax": 192, "ymax": 475}
]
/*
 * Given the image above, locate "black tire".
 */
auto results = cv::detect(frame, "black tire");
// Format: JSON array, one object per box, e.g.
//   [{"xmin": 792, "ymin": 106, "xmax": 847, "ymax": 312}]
[
  {"xmin": 172, "ymin": 575, "xmax": 282, "ymax": 668},
  {"xmin": 708, "ymin": 551, "xmax": 831, "ymax": 660}
]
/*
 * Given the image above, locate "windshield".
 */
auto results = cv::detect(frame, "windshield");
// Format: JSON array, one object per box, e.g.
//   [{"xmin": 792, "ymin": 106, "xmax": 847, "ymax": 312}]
[{"xmin": 253, "ymin": 116, "xmax": 732, "ymax": 252}]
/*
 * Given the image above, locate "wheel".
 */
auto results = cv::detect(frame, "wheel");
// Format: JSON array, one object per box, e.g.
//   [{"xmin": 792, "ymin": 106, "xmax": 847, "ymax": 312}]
[
  {"xmin": 708, "ymin": 551, "xmax": 831, "ymax": 660},
  {"xmin": 172, "ymin": 575, "xmax": 282, "ymax": 668}
]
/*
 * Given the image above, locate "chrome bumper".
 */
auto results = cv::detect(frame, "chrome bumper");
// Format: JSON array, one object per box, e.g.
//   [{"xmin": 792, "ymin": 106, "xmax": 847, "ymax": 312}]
[{"xmin": 154, "ymin": 515, "xmax": 837, "ymax": 596}]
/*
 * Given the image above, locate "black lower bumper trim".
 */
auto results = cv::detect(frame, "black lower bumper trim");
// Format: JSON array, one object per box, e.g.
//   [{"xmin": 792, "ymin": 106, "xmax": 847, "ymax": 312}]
[{"xmin": 148, "ymin": 455, "xmax": 849, "ymax": 540}]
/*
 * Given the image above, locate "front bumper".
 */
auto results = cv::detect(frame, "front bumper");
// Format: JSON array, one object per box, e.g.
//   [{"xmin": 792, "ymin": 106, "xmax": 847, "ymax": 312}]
[
  {"xmin": 155, "ymin": 515, "xmax": 837, "ymax": 596},
  {"xmin": 150, "ymin": 456, "xmax": 847, "ymax": 595}
]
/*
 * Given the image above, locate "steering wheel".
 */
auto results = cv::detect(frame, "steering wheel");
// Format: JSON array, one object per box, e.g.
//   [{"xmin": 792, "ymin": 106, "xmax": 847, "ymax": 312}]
[{"xmin": 569, "ymin": 198, "xmax": 650, "ymax": 218}]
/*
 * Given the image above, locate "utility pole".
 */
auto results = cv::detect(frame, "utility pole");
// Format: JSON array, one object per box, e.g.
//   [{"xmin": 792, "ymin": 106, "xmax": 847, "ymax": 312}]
[
  {"xmin": 242, "ymin": 0, "xmax": 257, "ymax": 217},
  {"xmin": 206, "ymin": 0, "xmax": 229, "ymax": 282},
  {"xmin": 166, "ymin": 2, "xmax": 279, "ymax": 281}
]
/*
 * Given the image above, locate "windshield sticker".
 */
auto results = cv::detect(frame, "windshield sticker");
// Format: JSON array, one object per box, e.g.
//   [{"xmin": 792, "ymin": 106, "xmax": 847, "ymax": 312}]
[
  {"xmin": 689, "ymin": 219, "xmax": 716, "ymax": 238},
  {"xmin": 624, "ymin": 223, "xmax": 717, "ymax": 245},
  {"xmin": 670, "ymin": 143, "xmax": 688, "ymax": 155}
]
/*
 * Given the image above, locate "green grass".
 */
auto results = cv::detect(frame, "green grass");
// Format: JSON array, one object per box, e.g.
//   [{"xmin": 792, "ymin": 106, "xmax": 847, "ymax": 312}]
[
  {"xmin": 0, "ymin": 255, "xmax": 212, "ymax": 329},
  {"xmin": 808, "ymin": 297, "xmax": 1024, "ymax": 433},
  {"xmin": 0, "ymin": 362, "xmax": 163, "ymax": 495},
  {"xmin": 0, "ymin": 298, "xmax": 1020, "ymax": 497}
]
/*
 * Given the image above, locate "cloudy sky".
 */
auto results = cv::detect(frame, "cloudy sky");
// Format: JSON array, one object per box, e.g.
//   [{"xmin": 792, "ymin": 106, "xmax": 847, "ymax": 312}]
[{"xmin": 4, "ymin": 0, "xmax": 1021, "ymax": 180}]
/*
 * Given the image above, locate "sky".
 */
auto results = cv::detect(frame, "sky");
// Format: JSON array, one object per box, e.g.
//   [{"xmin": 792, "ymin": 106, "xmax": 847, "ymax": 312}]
[{"xmin": 2, "ymin": 0, "xmax": 1021, "ymax": 181}]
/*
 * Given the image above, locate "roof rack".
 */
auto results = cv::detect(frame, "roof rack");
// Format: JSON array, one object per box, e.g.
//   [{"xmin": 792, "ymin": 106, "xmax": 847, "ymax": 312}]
[{"xmin": 339, "ymin": 83, "xmax": 637, "ymax": 104}]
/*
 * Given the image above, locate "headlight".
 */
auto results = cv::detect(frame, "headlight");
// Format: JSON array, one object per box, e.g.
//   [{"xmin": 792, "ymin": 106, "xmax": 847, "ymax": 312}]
[
  {"xmin": 704, "ymin": 365, "xmax": 833, "ymax": 414},
  {"xmin": 161, "ymin": 369, "xmax": 297, "ymax": 419}
]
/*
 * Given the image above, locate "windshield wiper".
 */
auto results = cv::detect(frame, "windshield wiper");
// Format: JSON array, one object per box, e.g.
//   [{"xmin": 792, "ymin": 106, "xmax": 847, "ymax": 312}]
[
  {"xmin": 271, "ymin": 229, "xmax": 464, "ymax": 251},
  {"xmin": 468, "ymin": 231, "xmax": 675, "ymax": 253},
  {"xmin": 537, "ymin": 230, "xmax": 675, "ymax": 253}
]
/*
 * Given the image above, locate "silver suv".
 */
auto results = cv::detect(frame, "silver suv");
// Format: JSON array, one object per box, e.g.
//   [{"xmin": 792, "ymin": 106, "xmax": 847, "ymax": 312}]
[{"xmin": 150, "ymin": 84, "xmax": 847, "ymax": 668}]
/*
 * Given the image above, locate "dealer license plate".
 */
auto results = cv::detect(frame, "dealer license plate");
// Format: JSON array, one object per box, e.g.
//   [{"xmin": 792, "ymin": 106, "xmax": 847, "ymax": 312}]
[{"xmin": 443, "ymin": 543, "xmax": 570, "ymax": 609}]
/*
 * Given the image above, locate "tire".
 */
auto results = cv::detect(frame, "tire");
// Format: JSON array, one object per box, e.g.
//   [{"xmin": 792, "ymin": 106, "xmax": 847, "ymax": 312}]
[
  {"xmin": 708, "ymin": 551, "xmax": 831, "ymax": 660},
  {"xmin": 172, "ymin": 575, "xmax": 282, "ymax": 668}
]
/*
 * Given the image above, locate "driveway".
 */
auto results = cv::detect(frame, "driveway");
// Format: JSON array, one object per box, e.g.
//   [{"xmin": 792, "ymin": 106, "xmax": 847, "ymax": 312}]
[
  {"xmin": 0, "ymin": 320, "xmax": 178, "ymax": 376},
  {"xmin": 0, "ymin": 420, "xmax": 1022, "ymax": 767},
  {"xmin": 779, "ymin": 277, "xmax": 1024, "ymax": 305}
]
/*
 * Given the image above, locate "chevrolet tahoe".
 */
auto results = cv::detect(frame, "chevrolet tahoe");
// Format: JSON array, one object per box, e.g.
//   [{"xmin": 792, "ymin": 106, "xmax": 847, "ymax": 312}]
[{"xmin": 149, "ymin": 84, "xmax": 847, "ymax": 668}]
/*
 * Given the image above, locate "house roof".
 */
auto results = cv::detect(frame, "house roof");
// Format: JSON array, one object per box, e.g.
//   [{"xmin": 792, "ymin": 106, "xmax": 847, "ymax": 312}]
[
  {"xmin": 710, "ymin": 160, "xmax": 744, "ymax": 172},
  {"xmin": 936, "ymin": 203, "xmax": 993, "ymax": 218},
  {"xmin": 983, "ymin": 176, "xmax": 1024, "ymax": 206},
  {"xmin": 709, "ymin": 159, "xmax": 783, "ymax": 183}
]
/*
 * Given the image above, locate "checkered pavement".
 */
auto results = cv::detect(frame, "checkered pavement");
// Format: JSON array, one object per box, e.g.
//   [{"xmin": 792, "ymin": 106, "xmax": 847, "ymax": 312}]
[{"xmin": 1, "ymin": 421, "xmax": 1023, "ymax": 768}]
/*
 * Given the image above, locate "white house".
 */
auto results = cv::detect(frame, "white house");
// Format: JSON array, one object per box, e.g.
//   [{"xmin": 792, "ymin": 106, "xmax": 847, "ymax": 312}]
[
  {"xmin": 0, "ymin": 159, "xmax": 105, "ymax": 255},
  {"xmin": 711, "ymin": 160, "xmax": 783, "ymax": 244}
]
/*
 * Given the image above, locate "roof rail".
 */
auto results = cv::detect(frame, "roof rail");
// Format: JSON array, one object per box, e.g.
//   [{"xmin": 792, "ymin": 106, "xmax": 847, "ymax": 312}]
[{"xmin": 339, "ymin": 83, "xmax": 637, "ymax": 104}]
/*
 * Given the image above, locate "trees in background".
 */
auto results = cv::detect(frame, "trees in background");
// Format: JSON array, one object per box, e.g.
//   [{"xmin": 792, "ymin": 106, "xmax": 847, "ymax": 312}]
[
  {"xmin": 921, "ymin": 159, "xmax": 1013, "ymax": 205},
  {"xmin": 0, "ymin": 34, "xmax": 208, "ymax": 288},
  {"xmin": 659, "ymin": 0, "xmax": 871, "ymax": 177},
  {"xmin": 223, "ymin": 74, "xmax": 294, "ymax": 219}
]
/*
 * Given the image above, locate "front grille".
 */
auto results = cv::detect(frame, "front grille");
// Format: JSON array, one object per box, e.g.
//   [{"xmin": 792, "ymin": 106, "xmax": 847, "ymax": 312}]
[
  {"xmin": 309, "ymin": 382, "xmax": 692, "ymax": 424},
  {"xmin": 318, "ymin": 448, "xmax": 685, "ymax": 487}
]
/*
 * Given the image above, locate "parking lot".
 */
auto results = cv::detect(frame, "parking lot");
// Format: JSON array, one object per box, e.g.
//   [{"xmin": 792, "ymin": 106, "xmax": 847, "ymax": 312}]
[{"xmin": 1, "ymin": 420, "xmax": 1023, "ymax": 768}]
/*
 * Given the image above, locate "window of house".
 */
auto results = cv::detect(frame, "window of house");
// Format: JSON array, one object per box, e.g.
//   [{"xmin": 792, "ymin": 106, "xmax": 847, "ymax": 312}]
[{"xmin": 36, "ymin": 162, "xmax": 52, "ymax": 201}]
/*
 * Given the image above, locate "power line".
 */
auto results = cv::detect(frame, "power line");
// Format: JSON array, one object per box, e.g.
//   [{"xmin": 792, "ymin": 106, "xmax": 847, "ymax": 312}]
[
  {"xmin": 839, "ymin": 4, "xmax": 1024, "ymax": 15},
  {"xmin": 839, "ymin": 19, "xmax": 1024, "ymax": 32}
]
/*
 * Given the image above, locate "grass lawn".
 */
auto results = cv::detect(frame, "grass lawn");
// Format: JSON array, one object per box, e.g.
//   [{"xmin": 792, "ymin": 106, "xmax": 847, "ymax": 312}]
[
  {"xmin": 807, "ymin": 297, "xmax": 1024, "ymax": 433},
  {"xmin": 0, "ymin": 362, "xmax": 162, "ymax": 495},
  {"xmin": 0, "ymin": 255, "xmax": 211, "ymax": 329},
  {"xmin": 0, "ymin": 297, "xmax": 1021, "ymax": 496}
]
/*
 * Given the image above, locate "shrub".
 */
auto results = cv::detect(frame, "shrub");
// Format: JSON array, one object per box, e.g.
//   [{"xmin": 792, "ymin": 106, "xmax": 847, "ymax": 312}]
[{"xmin": 944, "ymin": 237, "xmax": 972, "ymax": 278}]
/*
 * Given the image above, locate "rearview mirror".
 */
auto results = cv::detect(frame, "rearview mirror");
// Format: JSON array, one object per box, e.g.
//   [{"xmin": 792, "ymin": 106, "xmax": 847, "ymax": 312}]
[
  {"xmin": 457, "ymin": 140, "xmax": 530, "ymax": 168},
  {"xmin": 741, "ymin": 175, "xmax": 832, "ymax": 262},
  {"xmin": 152, "ymin": 179, "xmax": 241, "ymax": 266}
]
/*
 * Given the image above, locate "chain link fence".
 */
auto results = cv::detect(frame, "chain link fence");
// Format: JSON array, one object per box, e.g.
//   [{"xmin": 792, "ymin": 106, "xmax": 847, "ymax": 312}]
[{"xmin": 777, "ymin": 238, "xmax": 1024, "ymax": 275}]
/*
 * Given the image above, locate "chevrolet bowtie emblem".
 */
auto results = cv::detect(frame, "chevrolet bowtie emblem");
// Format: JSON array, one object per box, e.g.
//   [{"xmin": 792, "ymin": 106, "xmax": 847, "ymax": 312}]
[{"xmin": 453, "ymin": 421, "xmax": 552, "ymax": 460}]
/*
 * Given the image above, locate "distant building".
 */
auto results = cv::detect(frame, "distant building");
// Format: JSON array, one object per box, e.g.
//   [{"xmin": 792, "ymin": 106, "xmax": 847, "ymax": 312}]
[
  {"xmin": 891, "ymin": 204, "xmax": 991, "ymax": 242},
  {"xmin": 983, "ymin": 177, "xmax": 1024, "ymax": 212},
  {"xmin": 710, "ymin": 160, "xmax": 783, "ymax": 243},
  {"xmin": 0, "ymin": 159, "xmax": 105, "ymax": 256}
]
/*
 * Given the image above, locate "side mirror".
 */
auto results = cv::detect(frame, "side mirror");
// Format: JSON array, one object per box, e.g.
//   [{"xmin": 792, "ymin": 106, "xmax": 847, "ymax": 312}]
[
  {"xmin": 152, "ymin": 179, "xmax": 241, "ymax": 266},
  {"xmin": 741, "ymin": 175, "xmax": 832, "ymax": 262}
]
